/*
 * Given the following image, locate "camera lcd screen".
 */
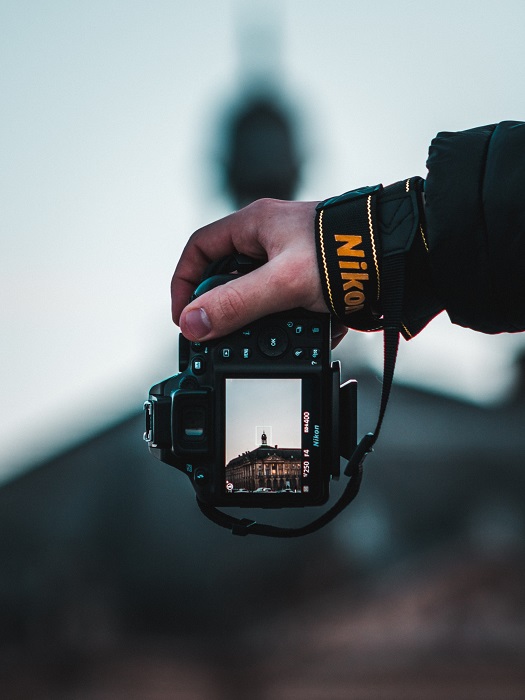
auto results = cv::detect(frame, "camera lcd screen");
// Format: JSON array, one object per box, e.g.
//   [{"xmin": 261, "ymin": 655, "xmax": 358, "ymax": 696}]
[{"xmin": 225, "ymin": 378, "xmax": 309, "ymax": 496}]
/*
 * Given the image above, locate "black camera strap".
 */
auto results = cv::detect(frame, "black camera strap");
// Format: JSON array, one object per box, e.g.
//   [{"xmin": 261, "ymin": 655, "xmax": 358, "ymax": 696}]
[
  {"xmin": 197, "ymin": 251, "xmax": 405, "ymax": 538},
  {"xmin": 197, "ymin": 180, "xmax": 422, "ymax": 537}
]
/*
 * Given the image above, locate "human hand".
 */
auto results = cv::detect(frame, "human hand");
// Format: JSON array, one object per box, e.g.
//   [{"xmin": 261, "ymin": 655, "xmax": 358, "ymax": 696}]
[{"xmin": 171, "ymin": 198, "xmax": 348, "ymax": 347}]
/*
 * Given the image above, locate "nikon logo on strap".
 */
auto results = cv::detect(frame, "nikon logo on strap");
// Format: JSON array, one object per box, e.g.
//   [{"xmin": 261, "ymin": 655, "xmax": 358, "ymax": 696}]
[
  {"xmin": 334, "ymin": 235, "xmax": 369, "ymax": 314},
  {"xmin": 315, "ymin": 185, "xmax": 382, "ymax": 331}
]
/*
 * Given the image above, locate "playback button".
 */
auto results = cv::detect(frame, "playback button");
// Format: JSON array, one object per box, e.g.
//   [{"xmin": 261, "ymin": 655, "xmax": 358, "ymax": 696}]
[
  {"xmin": 257, "ymin": 327, "xmax": 289, "ymax": 357},
  {"xmin": 191, "ymin": 356, "xmax": 206, "ymax": 374}
]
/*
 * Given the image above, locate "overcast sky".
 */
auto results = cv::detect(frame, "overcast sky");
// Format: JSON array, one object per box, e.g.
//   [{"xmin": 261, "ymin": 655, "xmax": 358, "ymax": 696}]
[
  {"xmin": 2, "ymin": 1, "xmax": 525, "ymax": 482},
  {"xmin": 225, "ymin": 378, "xmax": 301, "ymax": 463}
]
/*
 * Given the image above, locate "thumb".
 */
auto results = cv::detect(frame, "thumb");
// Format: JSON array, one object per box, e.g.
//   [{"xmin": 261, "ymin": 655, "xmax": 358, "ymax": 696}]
[{"xmin": 178, "ymin": 262, "xmax": 298, "ymax": 341}]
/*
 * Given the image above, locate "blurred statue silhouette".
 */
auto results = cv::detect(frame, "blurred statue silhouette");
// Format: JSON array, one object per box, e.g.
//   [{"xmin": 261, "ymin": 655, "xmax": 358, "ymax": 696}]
[
  {"xmin": 222, "ymin": 93, "xmax": 302, "ymax": 207},
  {"xmin": 217, "ymin": 8, "xmax": 303, "ymax": 207}
]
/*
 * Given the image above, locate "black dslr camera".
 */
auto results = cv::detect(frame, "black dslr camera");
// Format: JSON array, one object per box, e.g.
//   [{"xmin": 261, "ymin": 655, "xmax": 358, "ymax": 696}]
[{"xmin": 144, "ymin": 256, "xmax": 358, "ymax": 510}]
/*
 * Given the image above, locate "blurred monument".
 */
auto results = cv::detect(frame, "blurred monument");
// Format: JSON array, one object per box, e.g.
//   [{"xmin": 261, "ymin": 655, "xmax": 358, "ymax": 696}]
[
  {"xmin": 217, "ymin": 7, "xmax": 303, "ymax": 207},
  {"xmin": 221, "ymin": 93, "xmax": 302, "ymax": 206}
]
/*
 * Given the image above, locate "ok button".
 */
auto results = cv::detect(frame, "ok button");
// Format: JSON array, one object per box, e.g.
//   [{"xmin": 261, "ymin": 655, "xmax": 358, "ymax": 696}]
[{"xmin": 258, "ymin": 326, "xmax": 289, "ymax": 357}]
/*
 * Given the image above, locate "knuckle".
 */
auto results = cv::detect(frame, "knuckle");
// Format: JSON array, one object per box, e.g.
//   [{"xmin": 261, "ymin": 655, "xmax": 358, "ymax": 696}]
[{"xmin": 247, "ymin": 197, "xmax": 280, "ymax": 221}]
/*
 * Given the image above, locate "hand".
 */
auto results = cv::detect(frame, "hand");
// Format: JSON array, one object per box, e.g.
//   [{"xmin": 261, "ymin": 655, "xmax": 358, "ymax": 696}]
[{"xmin": 171, "ymin": 198, "xmax": 348, "ymax": 347}]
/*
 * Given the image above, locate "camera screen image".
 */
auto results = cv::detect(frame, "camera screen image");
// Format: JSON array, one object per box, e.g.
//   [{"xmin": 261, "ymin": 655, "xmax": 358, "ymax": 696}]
[{"xmin": 224, "ymin": 378, "xmax": 306, "ymax": 495}]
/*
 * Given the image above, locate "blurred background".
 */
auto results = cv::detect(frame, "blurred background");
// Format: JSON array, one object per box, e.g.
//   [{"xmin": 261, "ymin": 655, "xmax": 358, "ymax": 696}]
[{"xmin": 1, "ymin": 1, "xmax": 525, "ymax": 698}]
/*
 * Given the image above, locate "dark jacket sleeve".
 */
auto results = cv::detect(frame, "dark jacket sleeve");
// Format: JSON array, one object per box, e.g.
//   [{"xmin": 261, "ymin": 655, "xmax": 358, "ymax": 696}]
[{"xmin": 425, "ymin": 121, "xmax": 525, "ymax": 334}]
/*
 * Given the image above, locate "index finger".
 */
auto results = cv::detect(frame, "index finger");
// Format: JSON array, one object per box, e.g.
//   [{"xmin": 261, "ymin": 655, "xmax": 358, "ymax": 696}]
[{"xmin": 170, "ymin": 206, "xmax": 266, "ymax": 323}]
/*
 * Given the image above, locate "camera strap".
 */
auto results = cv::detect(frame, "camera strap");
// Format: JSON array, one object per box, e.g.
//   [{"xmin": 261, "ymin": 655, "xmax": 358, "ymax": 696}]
[
  {"xmin": 197, "ymin": 251, "xmax": 404, "ymax": 537},
  {"xmin": 197, "ymin": 181, "xmax": 422, "ymax": 537}
]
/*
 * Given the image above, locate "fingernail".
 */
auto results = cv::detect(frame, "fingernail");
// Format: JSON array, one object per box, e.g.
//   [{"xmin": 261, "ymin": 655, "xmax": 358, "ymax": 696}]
[{"xmin": 184, "ymin": 307, "xmax": 211, "ymax": 340}]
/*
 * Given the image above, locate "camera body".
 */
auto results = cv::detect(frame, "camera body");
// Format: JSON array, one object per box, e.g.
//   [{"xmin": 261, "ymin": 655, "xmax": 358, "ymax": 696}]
[{"xmin": 144, "ymin": 274, "xmax": 357, "ymax": 509}]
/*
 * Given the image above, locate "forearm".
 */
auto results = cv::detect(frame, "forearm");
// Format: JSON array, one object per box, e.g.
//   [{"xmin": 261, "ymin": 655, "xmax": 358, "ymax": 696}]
[{"xmin": 171, "ymin": 121, "xmax": 525, "ymax": 344}]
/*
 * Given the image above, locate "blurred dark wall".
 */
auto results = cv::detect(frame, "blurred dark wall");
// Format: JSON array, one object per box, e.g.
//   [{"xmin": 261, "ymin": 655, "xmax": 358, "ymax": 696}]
[
  {"xmin": 2, "ymin": 372, "xmax": 525, "ymax": 699},
  {"xmin": 1, "ymin": 373, "xmax": 525, "ymax": 651},
  {"xmin": 0, "ymin": 412, "xmax": 338, "ymax": 648}
]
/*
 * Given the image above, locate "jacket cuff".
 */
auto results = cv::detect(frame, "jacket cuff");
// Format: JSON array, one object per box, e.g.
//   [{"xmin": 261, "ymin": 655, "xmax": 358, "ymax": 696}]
[{"xmin": 426, "ymin": 121, "xmax": 525, "ymax": 333}]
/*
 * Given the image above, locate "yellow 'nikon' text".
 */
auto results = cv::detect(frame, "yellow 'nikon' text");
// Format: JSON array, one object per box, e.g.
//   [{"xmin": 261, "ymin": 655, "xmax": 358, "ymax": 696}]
[{"xmin": 335, "ymin": 235, "xmax": 369, "ymax": 314}]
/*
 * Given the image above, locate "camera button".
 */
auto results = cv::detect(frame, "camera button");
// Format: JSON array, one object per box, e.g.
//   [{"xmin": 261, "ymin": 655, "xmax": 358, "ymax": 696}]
[
  {"xmin": 241, "ymin": 348, "xmax": 252, "ymax": 360},
  {"xmin": 310, "ymin": 324, "xmax": 322, "ymax": 336},
  {"xmin": 293, "ymin": 348, "xmax": 305, "ymax": 359},
  {"xmin": 192, "ymin": 342, "xmax": 209, "ymax": 355},
  {"xmin": 219, "ymin": 347, "xmax": 233, "ymax": 360},
  {"xmin": 194, "ymin": 469, "xmax": 208, "ymax": 485},
  {"xmin": 310, "ymin": 348, "xmax": 321, "ymax": 360},
  {"xmin": 258, "ymin": 327, "xmax": 289, "ymax": 357},
  {"xmin": 191, "ymin": 356, "xmax": 206, "ymax": 374}
]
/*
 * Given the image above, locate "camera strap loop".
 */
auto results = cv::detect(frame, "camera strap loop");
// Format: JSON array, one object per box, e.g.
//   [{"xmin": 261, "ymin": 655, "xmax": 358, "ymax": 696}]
[
  {"xmin": 197, "ymin": 457, "xmax": 364, "ymax": 538},
  {"xmin": 197, "ymin": 178, "xmax": 422, "ymax": 538},
  {"xmin": 197, "ymin": 179, "xmax": 423, "ymax": 537},
  {"xmin": 197, "ymin": 251, "xmax": 405, "ymax": 538},
  {"xmin": 197, "ymin": 253, "xmax": 405, "ymax": 538}
]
